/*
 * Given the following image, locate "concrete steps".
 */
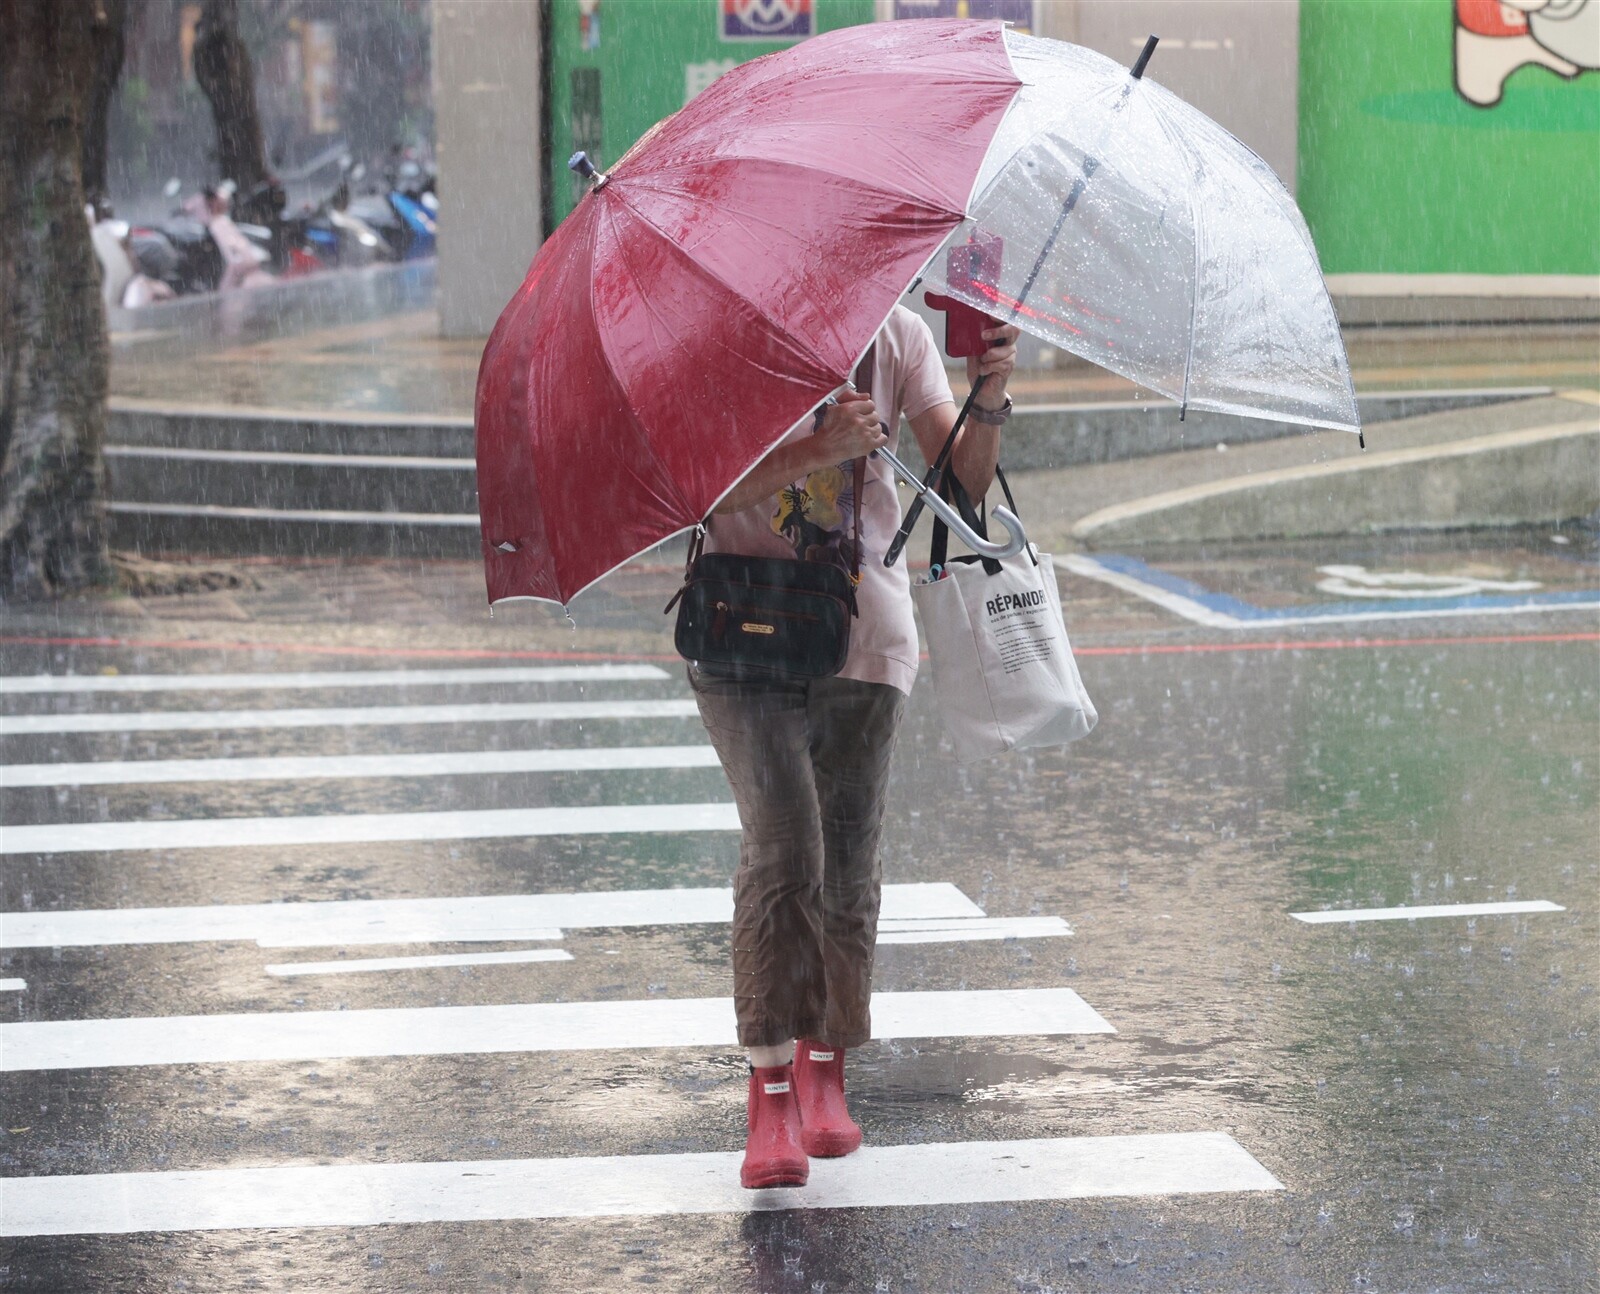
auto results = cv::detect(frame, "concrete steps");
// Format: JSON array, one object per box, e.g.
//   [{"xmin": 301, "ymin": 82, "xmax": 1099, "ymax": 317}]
[
  {"xmin": 105, "ymin": 388, "xmax": 1553, "ymax": 560},
  {"xmin": 106, "ymin": 403, "xmax": 479, "ymax": 558}
]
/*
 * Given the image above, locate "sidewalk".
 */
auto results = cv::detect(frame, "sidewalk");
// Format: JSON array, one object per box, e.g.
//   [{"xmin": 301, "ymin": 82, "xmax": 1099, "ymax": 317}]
[
  {"xmin": 104, "ymin": 269, "xmax": 1599, "ymax": 557},
  {"xmin": 110, "ymin": 300, "xmax": 1600, "ymax": 418},
  {"xmin": 1012, "ymin": 391, "xmax": 1600, "ymax": 553}
]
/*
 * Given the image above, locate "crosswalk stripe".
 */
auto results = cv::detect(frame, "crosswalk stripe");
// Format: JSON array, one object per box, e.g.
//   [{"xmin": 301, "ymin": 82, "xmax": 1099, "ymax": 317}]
[
  {"xmin": 0, "ymin": 1132, "xmax": 1281, "ymax": 1235},
  {"xmin": 876, "ymin": 917, "xmax": 1072, "ymax": 943},
  {"xmin": 0, "ymin": 883, "xmax": 985, "ymax": 949},
  {"xmin": 0, "ymin": 988, "xmax": 1114, "ymax": 1070},
  {"xmin": 1290, "ymin": 899, "xmax": 1565, "ymax": 924},
  {"xmin": 0, "ymin": 664, "xmax": 669, "ymax": 694},
  {"xmin": 264, "ymin": 949, "xmax": 574, "ymax": 977},
  {"xmin": 0, "ymin": 699, "xmax": 702, "ymax": 736},
  {"xmin": 0, "ymin": 744, "xmax": 722, "ymax": 788},
  {"xmin": 0, "ymin": 802, "xmax": 740, "ymax": 854}
]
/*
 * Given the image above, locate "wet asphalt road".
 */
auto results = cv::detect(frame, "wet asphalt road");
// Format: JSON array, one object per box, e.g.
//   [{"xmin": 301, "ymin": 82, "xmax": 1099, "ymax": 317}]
[{"xmin": 0, "ymin": 552, "xmax": 1595, "ymax": 1294}]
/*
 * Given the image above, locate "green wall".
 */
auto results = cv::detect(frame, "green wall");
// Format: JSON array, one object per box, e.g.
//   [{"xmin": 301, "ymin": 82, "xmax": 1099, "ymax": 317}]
[
  {"xmin": 548, "ymin": 0, "xmax": 875, "ymax": 227},
  {"xmin": 1298, "ymin": 0, "xmax": 1600, "ymax": 275},
  {"xmin": 549, "ymin": 1, "xmax": 1598, "ymax": 275}
]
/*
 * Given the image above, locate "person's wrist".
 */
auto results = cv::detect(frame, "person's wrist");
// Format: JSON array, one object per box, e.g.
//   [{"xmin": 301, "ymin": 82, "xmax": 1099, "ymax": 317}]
[
  {"xmin": 973, "ymin": 378, "xmax": 1008, "ymax": 409},
  {"xmin": 968, "ymin": 393, "xmax": 1013, "ymax": 425}
]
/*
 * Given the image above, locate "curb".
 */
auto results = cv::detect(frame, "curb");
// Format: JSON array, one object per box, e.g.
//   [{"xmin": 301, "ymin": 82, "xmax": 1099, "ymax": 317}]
[{"xmin": 1071, "ymin": 403, "xmax": 1599, "ymax": 548}]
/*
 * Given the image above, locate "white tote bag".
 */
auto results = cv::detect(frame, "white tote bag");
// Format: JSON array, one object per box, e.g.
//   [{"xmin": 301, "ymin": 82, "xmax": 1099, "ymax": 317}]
[{"xmin": 911, "ymin": 476, "xmax": 1097, "ymax": 762}]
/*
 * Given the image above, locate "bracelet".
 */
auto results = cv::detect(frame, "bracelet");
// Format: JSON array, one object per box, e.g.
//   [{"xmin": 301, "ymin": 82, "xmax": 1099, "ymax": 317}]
[{"xmin": 967, "ymin": 395, "xmax": 1013, "ymax": 426}]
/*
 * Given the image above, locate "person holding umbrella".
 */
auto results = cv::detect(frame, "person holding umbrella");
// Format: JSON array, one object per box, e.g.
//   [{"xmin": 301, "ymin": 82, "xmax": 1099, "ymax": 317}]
[
  {"xmin": 694, "ymin": 306, "xmax": 1018, "ymax": 1189},
  {"xmin": 477, "ymin": 17, "xmax": 1356, "ymax": 1197}
]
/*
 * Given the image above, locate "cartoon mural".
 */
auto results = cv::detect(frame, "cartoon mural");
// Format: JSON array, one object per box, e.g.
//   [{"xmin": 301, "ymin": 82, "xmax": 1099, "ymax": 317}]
[
  {"xmin": 1299, "ymin": 0, "xmax": 1598, "ymax": 275},
  {"xmin": 1455, "ymin": 0, "xmax": 1598, "ymax": 106}
]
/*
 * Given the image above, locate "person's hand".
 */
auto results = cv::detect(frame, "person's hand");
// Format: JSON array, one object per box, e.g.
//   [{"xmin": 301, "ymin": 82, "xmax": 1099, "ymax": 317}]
[
  {"xmin": 811, "ymin": 388, "xmax": 888, "ymax": 461},
  {"xmin": 967, "ymin": 323, "xmax": 1019, "ymax": 403}
]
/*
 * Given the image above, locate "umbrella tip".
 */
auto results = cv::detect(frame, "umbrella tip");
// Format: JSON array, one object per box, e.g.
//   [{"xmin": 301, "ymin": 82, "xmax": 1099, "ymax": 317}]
[
  {"xmin": 568, "ymin": 151, "xmax": 610, "ymax": 190},
  {"xmin": 1130, "ymin": 35, "xmax": 1159, "ymax": 80}
]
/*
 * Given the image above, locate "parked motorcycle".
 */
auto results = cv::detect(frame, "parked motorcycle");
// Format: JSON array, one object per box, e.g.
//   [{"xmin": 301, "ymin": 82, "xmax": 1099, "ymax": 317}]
[
  {"xmin": 127, "ymin": 179, "xmax": 228, "ymax": 297},
  {"xmin": 125, "ymin": 165, "xmax": 401, "ymax": 297},
  {"xmin": 284, "ymin": 162, "xmax": 396, "ymax": 270},
  {"xmin": 88, "ymin": 202, "xmax": 176, "ymax": 310},
  {"xmin": 185, "ymin": 181, "xmax": 276, "ymax": 292},
  {"xmin": 345, "ymin": 156, "xmax": 437, "ymax": 262}
]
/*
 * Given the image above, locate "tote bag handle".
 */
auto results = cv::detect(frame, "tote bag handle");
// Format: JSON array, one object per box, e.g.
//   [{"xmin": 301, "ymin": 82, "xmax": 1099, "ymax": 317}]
[{"xmin": 928, "ymin": 464, "xmax": 1031, "ymax": 577}]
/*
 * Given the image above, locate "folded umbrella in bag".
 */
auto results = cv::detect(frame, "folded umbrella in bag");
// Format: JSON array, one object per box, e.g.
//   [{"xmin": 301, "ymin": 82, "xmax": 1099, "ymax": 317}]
[{"xmin": 911, "ymin": 472, "xmax": 1097, "ymax": 761}]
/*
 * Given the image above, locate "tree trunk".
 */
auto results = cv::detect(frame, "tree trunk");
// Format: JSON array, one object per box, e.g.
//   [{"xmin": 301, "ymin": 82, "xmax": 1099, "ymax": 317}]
[
  {"xmin": 193, "ymin": 0, "xmax": 269, "ymax": 197},
  {"xmin": 0, "ymin": 0, "xmax": 115, "ymax": 601},
  {"xmin": 81, "ymin": 0, "xmax": 129, "ymax": 210}
]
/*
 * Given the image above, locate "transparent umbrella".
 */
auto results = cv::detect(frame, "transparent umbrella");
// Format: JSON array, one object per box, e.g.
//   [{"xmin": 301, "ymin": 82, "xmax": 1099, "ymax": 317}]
[{"xmin": 923, "ymin": 31, "xmax": 1360, "ymax": 436}]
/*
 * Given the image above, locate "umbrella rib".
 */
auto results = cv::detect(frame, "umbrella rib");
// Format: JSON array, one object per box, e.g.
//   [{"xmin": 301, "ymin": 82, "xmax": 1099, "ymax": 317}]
[
  {"xmin": 586, "ymin": 201, "xmax": 701, "ymax": 521},
  {"xmin": 1155, "ymin": 103, "xmax": 1202, "ymax": 421},
  {"xmin": 606, "ymin": 191, "xmax": 854, "ymax": 382},
  {"xmin": 625, "ymin": 154, "xmax": 972, "ymax": 228}
]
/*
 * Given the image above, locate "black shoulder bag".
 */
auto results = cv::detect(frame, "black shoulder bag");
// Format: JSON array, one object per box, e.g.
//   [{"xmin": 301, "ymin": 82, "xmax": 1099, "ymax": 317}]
[{"xmin": 666, "ymin": 351, "xmax": 874, "ymax": 681}]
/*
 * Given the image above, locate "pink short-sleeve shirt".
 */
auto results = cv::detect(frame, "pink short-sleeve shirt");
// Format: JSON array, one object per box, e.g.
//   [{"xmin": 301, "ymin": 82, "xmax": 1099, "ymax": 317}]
[{"xmin": 705, "ymin": 306, "xmax": 955, "ymax": 695}]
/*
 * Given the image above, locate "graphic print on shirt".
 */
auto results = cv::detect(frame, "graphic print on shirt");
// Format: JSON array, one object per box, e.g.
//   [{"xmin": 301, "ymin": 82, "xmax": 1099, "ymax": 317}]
[{"xmin": 771, "ymin": 463, "xmax": 858, "ymax": 577}]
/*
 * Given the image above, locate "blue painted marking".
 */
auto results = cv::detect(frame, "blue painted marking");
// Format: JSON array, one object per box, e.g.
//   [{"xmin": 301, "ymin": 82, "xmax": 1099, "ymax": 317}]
[{"xmin": 1091, "ymin": 554, "xmax": 1600, "ymax": 624}]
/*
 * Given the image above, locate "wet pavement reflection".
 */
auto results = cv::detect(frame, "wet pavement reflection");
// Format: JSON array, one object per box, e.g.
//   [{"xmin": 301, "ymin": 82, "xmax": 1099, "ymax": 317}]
[{"xmin": 1, "ymin": 549, "xmax": 1594, "ymax": 1292}]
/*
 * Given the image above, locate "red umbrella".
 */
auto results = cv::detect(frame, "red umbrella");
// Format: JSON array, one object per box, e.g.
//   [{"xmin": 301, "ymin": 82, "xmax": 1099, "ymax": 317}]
[{"xmin": 474, "ymin": 19, "xmax": 1021, "ymax": 606}]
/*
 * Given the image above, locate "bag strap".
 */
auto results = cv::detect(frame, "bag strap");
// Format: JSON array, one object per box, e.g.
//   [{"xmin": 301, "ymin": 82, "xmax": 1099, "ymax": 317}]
[
  {"xmin": 666, "ymin": 348, "xmax": 876, "ymax": 616},
  {"xmin": 845, "ymin": 345, "xmax": 874, "ymax": 596},
  {"xmin": 928, "ymin": 463, "xmax": 1031, "ymax": 577},
  {"xmin": 662, "ymin": 522, "xmax": 704, "ymax": 614}
]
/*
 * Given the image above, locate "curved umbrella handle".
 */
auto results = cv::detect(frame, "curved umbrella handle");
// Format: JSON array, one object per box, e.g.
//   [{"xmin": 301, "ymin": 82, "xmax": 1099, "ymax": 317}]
[{"xmin": 872, "ymin": 445, "xmax": 1028, "ymax": 562}]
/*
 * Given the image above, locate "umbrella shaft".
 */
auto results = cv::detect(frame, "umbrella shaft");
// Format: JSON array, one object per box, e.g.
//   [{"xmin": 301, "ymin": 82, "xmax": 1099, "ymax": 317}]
[
  {"xmin": 1010, "ymin": 37, "xmax": 1158, "ymax": 321},
  {"xmin": 883, "ymin": 374, "xmax": 989, "ymax": 568},
  {"xmin": 1014, "ymin": 161, "xmax": 1098, "ymax": 315}
]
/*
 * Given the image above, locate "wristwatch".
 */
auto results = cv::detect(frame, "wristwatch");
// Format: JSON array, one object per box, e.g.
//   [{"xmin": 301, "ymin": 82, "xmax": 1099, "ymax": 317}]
[{"xmin": 968, "ymin": 395, "xmax": 1013, "ymax": 426}]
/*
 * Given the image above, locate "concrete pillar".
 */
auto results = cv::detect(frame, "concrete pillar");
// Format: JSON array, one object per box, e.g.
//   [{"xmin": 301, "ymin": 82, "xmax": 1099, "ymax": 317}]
[
  {"xmin": 432, "ymin": 1, "xmax": 544, "ymax": 338},
  {"xmin": 1035, "ymin": 0, "xmax": 1078, "ymax": 43},
  {"xmin": 1069, "ymin": 0, "xmax": 1300, "ymax": 191}
]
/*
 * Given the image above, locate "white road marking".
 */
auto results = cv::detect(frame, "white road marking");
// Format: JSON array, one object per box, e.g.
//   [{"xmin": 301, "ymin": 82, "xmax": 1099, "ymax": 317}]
[
  {"xmin": 876, "ymin": 916, "xmax": 1072, "ymax": 943},
  {"xmin": 0, "ymin": 884, "xmax": 986, "ymax": 949},
  {"xmin": 1314, "ymin": 564, "xmax": 1541, "ymax": 599},
  {"xmin": 264, "ymin": 949, "xmax": 574, "ymax": 977},
  {"xmin": 0, "ymin": 699, "xmax": 702, "ymax": 736},
  {"xmin": 103, "ymin": 444, "xmax": 475, "ymax": 471},
  {"xmin": 0, "ymin": 664, "xmax": 669, "ymax": 694},
  {"xmin": 0, "ymin": 1132, "xmax": 1280, "ymax": 1235},
  {"xmin": 1065, "ymin": 552, "xmax": 1600, "ymax": 628},
  {"xmin": 1290, "ymin": 899, "xmax": 1565, "ymax": 924},
  {"xmin": 0, "ymin": 745, "xmax": 721, "ymax": 788},
  {"xmin": 0, "ymin": 979, "xmax": 24, "ymax": 992},
  {"xmin": 0, "ymin": 802, "xmax": 739, "ymax": 855},
  {"xmin": 0, "ymin": 988, "xmax": 1114, "ymax": 1071},
  {"xmin": 106, "ymin": 500, "xmax": 481, "ymax": 528},
  {"xmin": 1060, "ymin": 553, "xmax": 1240, "ymax": 629}
]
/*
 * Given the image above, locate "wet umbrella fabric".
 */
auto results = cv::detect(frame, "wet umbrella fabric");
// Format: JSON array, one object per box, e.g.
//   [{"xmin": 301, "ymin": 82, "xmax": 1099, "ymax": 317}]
[
  {"xmin": 922, "ymin": 31, "xmax": 1359, "ymax": 434},
  {"xmin": 474, "ymin": 20, "xmax": 1022, "ymax": 607},
  {"xmin": 475, "ymin": 21, "xmax": 1357, "ymax": 609}
]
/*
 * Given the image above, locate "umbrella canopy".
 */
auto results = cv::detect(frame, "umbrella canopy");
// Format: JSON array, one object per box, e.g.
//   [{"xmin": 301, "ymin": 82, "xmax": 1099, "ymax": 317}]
[
  {"xmin": 475, "ymin": 19, "xmax": 1022, "ymax": 606},
  {"xmin": 476, "ymin": 20, "xmax": 1358, "ymax": 608},
  {"xmin": 922, "ymin": 32, "xmax": 1359, "ymax": 433}
]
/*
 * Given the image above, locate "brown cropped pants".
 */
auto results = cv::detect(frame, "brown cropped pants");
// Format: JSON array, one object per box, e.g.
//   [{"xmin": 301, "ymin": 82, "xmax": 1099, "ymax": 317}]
[{"xmin": 689, "ymin": 667, "xmax": 907, "ymax": 1049}]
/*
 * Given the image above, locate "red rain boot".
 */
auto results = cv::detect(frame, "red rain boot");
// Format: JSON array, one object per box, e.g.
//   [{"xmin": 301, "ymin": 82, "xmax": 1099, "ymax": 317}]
[
  {"xmin": 793, "ymin": 1040, "xmax": 863, "ymax": 1157},
  {"xmin": 741, "ymin": 1063, "xmax": 809, "ymax": 1189}
]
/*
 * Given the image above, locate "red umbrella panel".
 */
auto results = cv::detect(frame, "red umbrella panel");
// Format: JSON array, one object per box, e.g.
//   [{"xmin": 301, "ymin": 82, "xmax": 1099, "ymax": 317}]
[{"xmin": 474, "ymin": 19, "xmax": 1022, "ymax": 607}]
